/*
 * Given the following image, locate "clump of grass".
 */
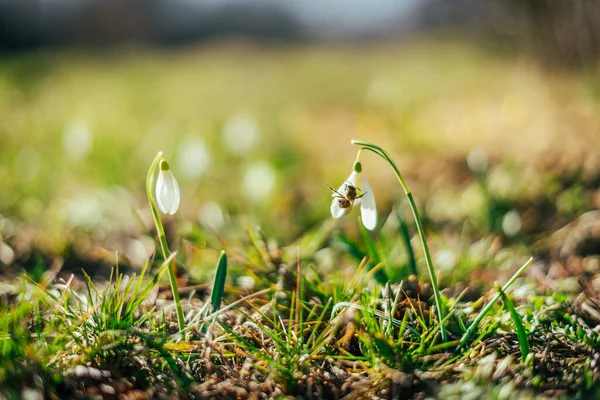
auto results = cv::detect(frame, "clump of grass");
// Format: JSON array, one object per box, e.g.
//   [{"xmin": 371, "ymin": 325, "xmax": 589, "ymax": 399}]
[
  {"xmin": 0, "ymin": 286, "xmax": 64, "ymax": 398},
  {"xmin": 222, "ymin": 262, "xmax": 338, "ymax": 395},
  {"xmin": 458, "ymin": 257, "xmax": 533, "ymax": 350}
]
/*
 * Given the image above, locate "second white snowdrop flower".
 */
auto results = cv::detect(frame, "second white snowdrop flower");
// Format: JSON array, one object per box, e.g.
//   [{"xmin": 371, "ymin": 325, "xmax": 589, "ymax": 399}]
[
  {"xmin": 155, "ymin": 159, "xmax": 180, "ymax": 215},
  {"xmin": 330, "ymin": 158, "xmax": 377, "ymax": 231}
]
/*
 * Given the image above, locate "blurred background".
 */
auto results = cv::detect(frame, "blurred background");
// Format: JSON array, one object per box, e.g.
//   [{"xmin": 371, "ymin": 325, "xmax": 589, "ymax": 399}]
[{"xmin": 2, "ymin": 0, "xmax": 600, "ymax": 282}]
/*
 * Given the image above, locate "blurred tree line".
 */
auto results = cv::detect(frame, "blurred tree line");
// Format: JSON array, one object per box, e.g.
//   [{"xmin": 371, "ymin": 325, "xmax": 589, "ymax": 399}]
[
  {"xmin": 0, "ymin": 0, "xmax": 599, "ymax": 69},
  {"xmin": 518, "ymin": 0, "xmax": 600, "ymax": 68}
]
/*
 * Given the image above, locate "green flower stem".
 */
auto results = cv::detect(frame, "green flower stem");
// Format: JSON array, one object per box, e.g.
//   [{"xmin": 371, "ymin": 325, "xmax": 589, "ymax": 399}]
[
  {"xmin": 458, "ymin": 257, "xmax": 533, "ymax": 350},
  {"xmin": 146, "ymin": 151, "xmax": 185, "ymax": 331},
  {"xmin": 147, "ymin": 153, "xmax": 169, "ymax": 259},
  {"xmin": 351, "ymin": 139, "xmax": 447, "ymax": 342}
]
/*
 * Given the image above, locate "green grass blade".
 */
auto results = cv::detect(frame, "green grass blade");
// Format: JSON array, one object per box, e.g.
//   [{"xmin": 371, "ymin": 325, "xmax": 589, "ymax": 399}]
[
  {"xmin": 387, "ymin": 282, "xmax": 403, "ymax": 336},
  {"xmin": 101, "ymin": 267, "xmax": 114, "ymax": 315},
  {"xmin": 288, "ymin": 290, "xmax": 296, "ymax": 341},
  {"xmin": 397, "ymin": 310, "xmax": 409, "ymax": 346},
  {"xmin": 82, "ymin": 271, "xmax": 100, "ymax": 316},
  {"xmin": 305, "ymin": 298, "xmax": 333, "ymax": 350},
  {"xmin": 496, "ymin": 284, "xmax": 530, "ymax": 361},
  {"xmin": 335, "ymin": 232, "xmax": 365, "ymax": 261},
  {"xmin": 396, "ymin": 209, "xmax": 417, "ymax": 277},
  {"xmin": 331, "ymin": 301, "xmax": 420, "ymax": 337},
  {"xmin": 128, "ymin": 260, "xmax": 167, "ymax": 315},
  {"xmin": 359, "ymin": 219, "xmax": 388, "ymax": 284},
  {"xmin": 23, "ymin": 275, "xmax": 61, "ymax": 303},
  {"xmin": 211, "ymin": 251, "xmax": 228, "ymax": 313},
  {"xmin": 470, "ymin": 317, "xmax": 502, "ymax": 350},
  {"xmin": 131, "ymin": 258, "xmax": 150, "ymax": 304},
  {"xmin": 456, "ymin": 313, "xmax": 467, "ymax": 334},
  {"xmin": 458, "ymin": 257, "xmax": 533, "ymax": 350}
]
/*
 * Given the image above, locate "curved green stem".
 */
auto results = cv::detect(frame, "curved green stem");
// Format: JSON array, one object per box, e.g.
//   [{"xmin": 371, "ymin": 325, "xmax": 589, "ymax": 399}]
[
  {"xmin": 146, "ymin": 153, "xmax": 169, "ymax": 259},
  {"xmin": 146, "ymin": 152, "xmax": 185, "ymax": 331},
  {"xmin": 351, "ymin": 139, "xmax": 447, "ymax": 342}
]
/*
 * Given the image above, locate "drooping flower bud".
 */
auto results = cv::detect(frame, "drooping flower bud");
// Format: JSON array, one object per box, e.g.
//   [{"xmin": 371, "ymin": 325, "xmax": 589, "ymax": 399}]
[{"xmin": 155, "ymin": 160, "xmax": 180, "ymax": 215}]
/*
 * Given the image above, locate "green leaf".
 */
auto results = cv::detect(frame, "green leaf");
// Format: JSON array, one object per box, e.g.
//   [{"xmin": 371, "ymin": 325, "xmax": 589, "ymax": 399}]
[
  {"xmin": 396, "ymin": 209, "xmax": 417, "ymax": 277},
  {"xmin": 497, "ymin": 284, "xmax": 530, "ymax": 361},
  {"xmin": 211, "ymin": 250, "xmax": 228, "ymax": 312}
]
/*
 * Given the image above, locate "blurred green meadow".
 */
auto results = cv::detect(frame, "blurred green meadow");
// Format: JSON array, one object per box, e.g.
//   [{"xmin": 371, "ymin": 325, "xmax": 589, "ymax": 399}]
[{"xmin": 2, "ymin": 39, "xmax": 600, "ymax": 282}]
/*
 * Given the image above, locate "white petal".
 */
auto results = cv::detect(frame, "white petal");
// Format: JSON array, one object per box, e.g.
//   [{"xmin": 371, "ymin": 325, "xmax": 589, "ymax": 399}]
[
  {"xmin": 330, "ymin": 198, "xmax": 348, "ymax": 219},
  {"xmin": 156, "ymin": 170, "xmax": 180, "ymax": 215},
  {"xmin": 360, "ymin": 176, "xmax": 377, "ymax": 230},
  {"xmin": 336, "ymin": 170, "xmax": 359, "ymax": 194}
]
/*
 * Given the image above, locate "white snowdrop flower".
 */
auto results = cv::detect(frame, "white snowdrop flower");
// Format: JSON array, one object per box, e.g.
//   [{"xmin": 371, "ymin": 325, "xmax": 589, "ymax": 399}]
[
  {"xmin": 63, "ymin": 193, "xmax": 103, "ymax": 229},
  {"xmin": 222, "ymin": 113, "xmax": 259, "ymax": 156},
  {"xmin": 63, "ymin": 117, "xmax": 93, "ymax": 162},
  {"xmin": 435, "ymin": 249, "xmax": 457, "ymax": 271},
  {"xmin": 198, "ymin": 201, "xmax": 225, "ymax": 230},
  {"xmin": 467, "ymin": 147, "xmax": 489, "ymax": 174},
  {"xmin": 125, "ymin": 238, "xmax": 154, "ymax": 269},
  {"xmin": 502, "ymin": 209, "xmax": 521, "ymax": 237},
  {"xmin": 329, "ymin": 161, "xmax": 377, "ymax": 231},
  {"xmin": 0, "ymin": 242, "xmax": 15, "ymax": 265},
  {"xmin": 237, "ymin": 276, "xmax": 256, "ymax": 291},
  {"xmin": 155, "ymin": 160, "xmax": 180, "ymax": 215},
  {"xmin": 242, "ymin": 161, "xmax": 276, "ymax": 203},
  {"xmin": 177, "ymin": 136, "xmax": 210, "ymax": 180}
]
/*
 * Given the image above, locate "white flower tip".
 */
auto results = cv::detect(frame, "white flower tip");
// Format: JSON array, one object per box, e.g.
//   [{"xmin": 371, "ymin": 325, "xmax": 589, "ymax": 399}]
[
  {"xmin": 360, "ymin": 178, "xmax": 377, "ymax": 231},
  {"xmin": 361, "ymin": 208, "xmax": 377, "ymax": 230},
  {"xmin": 155, "ymin": 168, "xmax": 180, "ymax": 215}
]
